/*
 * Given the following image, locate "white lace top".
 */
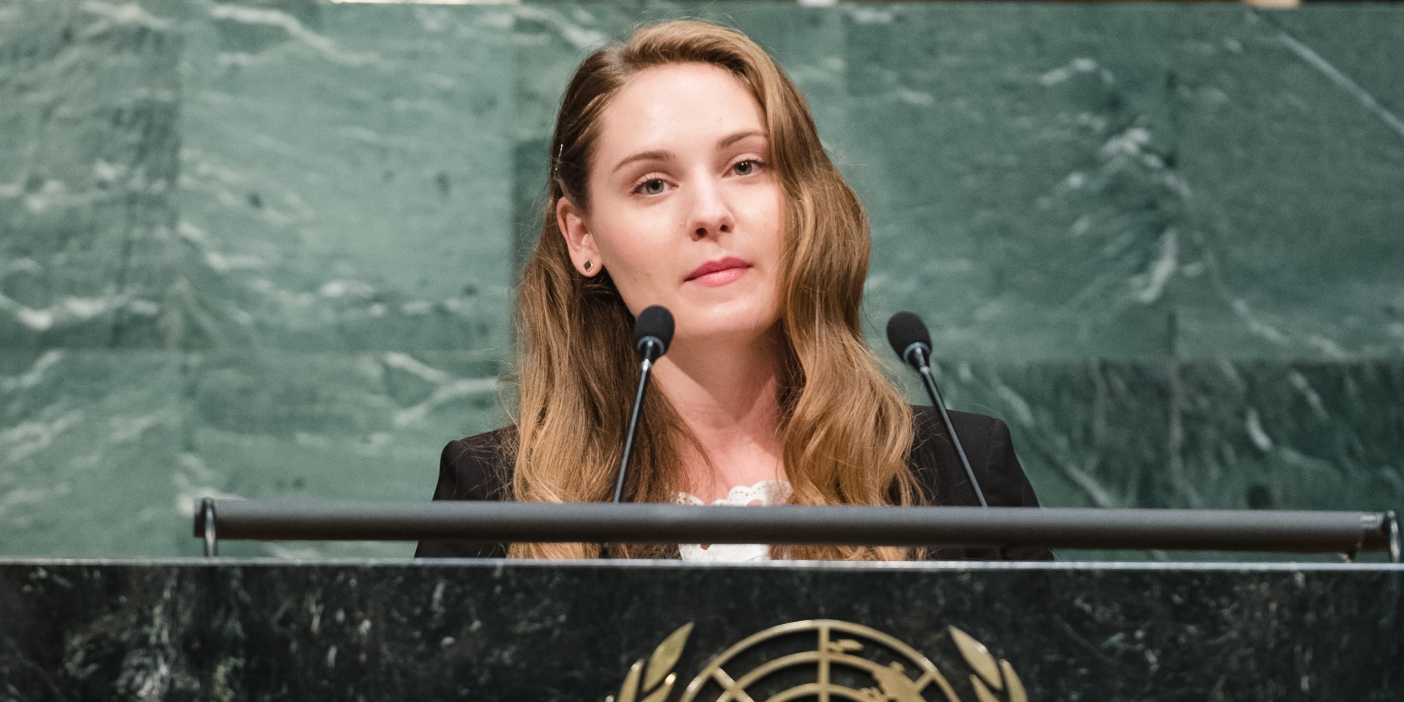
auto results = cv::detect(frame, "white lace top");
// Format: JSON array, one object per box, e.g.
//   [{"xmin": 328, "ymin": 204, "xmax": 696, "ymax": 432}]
[{"xmin": 676, "ymin": 480, "xmax": 792, "ymax": 562}]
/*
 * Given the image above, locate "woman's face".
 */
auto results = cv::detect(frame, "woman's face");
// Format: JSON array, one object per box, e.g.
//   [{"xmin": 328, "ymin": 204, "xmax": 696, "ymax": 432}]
[{"xmin": 557, "ymin": 62, "xmax": 785, "ymax": 346}]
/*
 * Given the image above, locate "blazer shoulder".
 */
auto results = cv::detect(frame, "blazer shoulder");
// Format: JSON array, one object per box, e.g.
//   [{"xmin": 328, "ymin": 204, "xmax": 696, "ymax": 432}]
[
  {"xmin": 911, "ymin": 404, "xmax": 1001, "ymax": 446},
  {"xmin": 433, "ymin": 427, "xmax": 515, "ymax": 502},
  {"xmin": 909, "ymin": 405, "xmax": 1052, "ymax": 560},
  {"xmin": 416, "ymin": 428, "xmax": 514, "ymax": 558},
  {"xmin": 909, "ymin": 405, "xmax": 1040, "ymax": 509}
]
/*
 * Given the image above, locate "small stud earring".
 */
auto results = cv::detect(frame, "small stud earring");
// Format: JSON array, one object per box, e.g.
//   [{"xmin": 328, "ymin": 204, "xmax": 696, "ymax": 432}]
[{"xmin": 584, "ymin": 261, "xmax": 593, "ymax": 272}]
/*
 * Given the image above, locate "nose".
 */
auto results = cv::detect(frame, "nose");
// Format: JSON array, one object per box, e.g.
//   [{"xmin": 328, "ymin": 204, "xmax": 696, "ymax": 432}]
[{"xmin": 686, "ymin": 175, "xmax": 734, "ymax": 241}]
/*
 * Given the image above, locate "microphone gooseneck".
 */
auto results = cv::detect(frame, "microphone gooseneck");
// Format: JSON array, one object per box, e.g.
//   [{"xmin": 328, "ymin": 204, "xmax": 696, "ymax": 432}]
[
  {"xmin": 614, "ymin": 305, "xmax": 675, "ymax": 505},
  {"xmin": 886, "ymin": 312, "xmax": 988, "ymax": 508}
]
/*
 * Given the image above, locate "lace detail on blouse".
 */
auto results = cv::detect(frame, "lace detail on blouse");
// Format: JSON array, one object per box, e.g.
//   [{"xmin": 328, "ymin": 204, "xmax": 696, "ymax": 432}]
[{"xmin": 676, "ymin": 480, "xmax": 792, "ymax": 563}]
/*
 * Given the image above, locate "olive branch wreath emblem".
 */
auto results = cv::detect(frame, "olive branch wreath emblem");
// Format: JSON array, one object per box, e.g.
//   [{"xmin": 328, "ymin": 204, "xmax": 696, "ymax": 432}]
[
  {"xmin": 609, "ymin": 623, "xmax": 694, "ymax": 702},
  {"xmin": 607, "ymin": 620, "xmax": 1028, "ymax": 702}
]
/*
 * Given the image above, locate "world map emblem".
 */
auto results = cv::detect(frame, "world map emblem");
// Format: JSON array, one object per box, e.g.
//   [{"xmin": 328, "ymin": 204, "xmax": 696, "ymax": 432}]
[{"xmin": 608, "ymin": 620, "xmax": 1029, "ymax": 702}]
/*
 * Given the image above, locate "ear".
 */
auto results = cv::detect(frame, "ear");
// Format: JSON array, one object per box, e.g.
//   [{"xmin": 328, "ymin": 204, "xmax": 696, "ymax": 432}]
[{"xmin": 557, "ymin": 197, "xmax": 602, "ymax": 277}]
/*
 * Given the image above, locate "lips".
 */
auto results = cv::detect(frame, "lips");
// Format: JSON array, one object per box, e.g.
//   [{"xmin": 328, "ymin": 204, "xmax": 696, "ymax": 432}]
[{"xmin": 685, "ymin": 256, "xmax": 751, "ymax": 287}]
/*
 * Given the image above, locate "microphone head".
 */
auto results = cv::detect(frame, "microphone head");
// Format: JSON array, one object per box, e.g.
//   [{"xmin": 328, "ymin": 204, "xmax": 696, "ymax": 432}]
[
  {"xmin": 633, "ymin": 305, "xmax": 674, "ymax": 357},
  {"xmin": 886, "ymin": 311, "xmax": 932, "ymax": 368}
]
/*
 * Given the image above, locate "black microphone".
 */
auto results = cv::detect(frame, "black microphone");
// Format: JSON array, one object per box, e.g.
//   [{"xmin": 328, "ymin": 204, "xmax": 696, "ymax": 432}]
[
  {"xmin": 613, "ymin": 305, "xmax": 674, "ymax": 504},
  {"xmin": 886, "ymin": 312, "xmax": 988, "ymax": 508}
]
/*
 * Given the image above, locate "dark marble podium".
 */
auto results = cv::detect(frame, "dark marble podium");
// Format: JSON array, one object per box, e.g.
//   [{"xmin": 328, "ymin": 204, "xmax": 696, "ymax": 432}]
[{"xmin": 1, "ymin": 560, "xmax": 1399, "ymax": 701}]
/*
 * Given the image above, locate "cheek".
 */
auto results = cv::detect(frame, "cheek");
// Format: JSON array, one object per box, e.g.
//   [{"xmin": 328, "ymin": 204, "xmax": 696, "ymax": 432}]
[
  {"xmin": 590, "ymin": 211, "xmax": 676, "ymax": 300},
  {"xmin": 746, "ymin": 185, "xmax": 787, "ymax": 264},
  {"xmin": 588, "ymin": 202, "xmax": 643, "ymax": 261},
  {"xmin": 734, "ymin": 186, "xmax": 787, "ymax": 319}
]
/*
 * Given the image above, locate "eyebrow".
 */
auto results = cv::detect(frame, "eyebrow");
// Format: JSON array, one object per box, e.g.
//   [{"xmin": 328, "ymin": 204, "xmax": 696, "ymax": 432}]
[
  {"xmin": 610, "ymin": 129, "xmax": 768, "ymax": 174},
  {"xmin": 718, "ymin": 129, "xmax": 766, "ymax": 149},
  {"xmin": 612, "ymin": 149, "xmax": 672, "ymax": 174}
]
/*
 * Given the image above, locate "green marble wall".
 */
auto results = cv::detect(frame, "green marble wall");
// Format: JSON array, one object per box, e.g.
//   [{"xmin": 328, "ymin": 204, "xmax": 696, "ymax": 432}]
[{"xmin": 1, "ymin": 1, "xmax": 1401, "ymax": 559}]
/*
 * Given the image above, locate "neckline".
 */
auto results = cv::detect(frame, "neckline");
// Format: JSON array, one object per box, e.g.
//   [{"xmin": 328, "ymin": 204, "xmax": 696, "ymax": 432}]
[{"xmin": 676, "ymin": 479, "xmax": 792, "ymax": 507}]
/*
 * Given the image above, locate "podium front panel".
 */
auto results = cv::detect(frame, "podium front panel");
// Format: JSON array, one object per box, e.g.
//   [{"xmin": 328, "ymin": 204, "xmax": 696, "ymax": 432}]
[{"xmin": 0, "ymin": 560, "xmax": 1399, "ymax": 700}]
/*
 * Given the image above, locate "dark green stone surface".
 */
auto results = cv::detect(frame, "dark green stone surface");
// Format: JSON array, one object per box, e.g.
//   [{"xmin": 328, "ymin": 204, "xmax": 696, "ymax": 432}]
[
  {"xmin": 1, "ymin": 2, "xmax": 1401, "ymax": 558},
  {"xmin": 0, "ymin": 560, "xmax": 1400, "ymax": 701}
]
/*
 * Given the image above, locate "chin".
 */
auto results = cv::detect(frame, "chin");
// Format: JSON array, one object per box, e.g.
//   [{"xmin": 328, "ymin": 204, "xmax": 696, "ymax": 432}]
[{"xmin": 674, "ymin": 305, "xmax": 780, "ymax": 344}]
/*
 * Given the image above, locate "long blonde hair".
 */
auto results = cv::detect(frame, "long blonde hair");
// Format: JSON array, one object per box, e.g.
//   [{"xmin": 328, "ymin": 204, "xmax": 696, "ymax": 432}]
[{"xmin": 508, "ymin": 20, "xmax": 919, "ymax": 560}]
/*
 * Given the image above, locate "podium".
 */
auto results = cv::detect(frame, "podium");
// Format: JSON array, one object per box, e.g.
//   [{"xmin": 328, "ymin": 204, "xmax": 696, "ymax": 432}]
[{"xmin": 2, "ymin": 559, "xmax": 1399, "ymax": 700}]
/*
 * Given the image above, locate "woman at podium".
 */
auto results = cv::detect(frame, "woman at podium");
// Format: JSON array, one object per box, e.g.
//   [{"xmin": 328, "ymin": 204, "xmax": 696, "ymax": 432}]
[{"xmin": 417, "ymin": 20, "xmax": 1047, "ymax": 562}]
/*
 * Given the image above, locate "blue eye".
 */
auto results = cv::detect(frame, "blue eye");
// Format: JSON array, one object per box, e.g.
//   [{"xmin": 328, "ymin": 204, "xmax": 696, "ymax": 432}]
[
  {"xmin": 733, "ymin": 160, "xmax": 756, "ymax": 176},
  {"xmin": 641, "ymin": 179, "xmax": 665, "ymax": 195}
]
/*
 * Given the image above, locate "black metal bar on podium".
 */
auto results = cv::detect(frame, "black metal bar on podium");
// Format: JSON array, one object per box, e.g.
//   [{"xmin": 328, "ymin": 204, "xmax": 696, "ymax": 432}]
[{"xmin": 192, "ymin": 500, "xmax": 1399, "ymax": 557}]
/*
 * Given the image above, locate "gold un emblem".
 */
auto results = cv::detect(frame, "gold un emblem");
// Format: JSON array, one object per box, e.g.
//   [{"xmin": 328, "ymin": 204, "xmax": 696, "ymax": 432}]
[{"xmin": 608, "ymin": 619, "xmax": 1029, "ymax": 702}]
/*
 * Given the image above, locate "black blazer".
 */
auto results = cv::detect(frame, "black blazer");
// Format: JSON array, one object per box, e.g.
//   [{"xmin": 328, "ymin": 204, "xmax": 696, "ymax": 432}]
[{"xmin": 415, "ymin": 406, "xmax": 1052, "ymax": 560}]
